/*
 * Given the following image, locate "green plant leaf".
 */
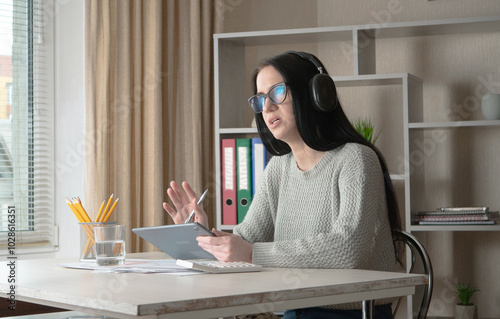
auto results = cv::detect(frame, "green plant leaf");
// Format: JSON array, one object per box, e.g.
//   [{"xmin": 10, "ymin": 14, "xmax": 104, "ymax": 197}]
[
  {"xmin": 351, "ymin": 117, "xmax": 381, "ymax": 144},
  {"xmin": 455, "ymin": 283, "xmax": 480, "ymax": 305}
]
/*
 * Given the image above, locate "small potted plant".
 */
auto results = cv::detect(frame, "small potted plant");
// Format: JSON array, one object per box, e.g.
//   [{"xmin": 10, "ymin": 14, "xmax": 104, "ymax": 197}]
[
  {"xmin": 351, "ymin": 117, "xmax": 381, "ymax": 144},
  {"xmin": 455, "ymin": 282, "xmax": 479, "ymax": 319}
]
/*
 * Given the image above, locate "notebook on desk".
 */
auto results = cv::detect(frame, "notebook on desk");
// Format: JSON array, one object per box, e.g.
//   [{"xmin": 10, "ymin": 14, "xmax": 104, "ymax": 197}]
[{"xmin": 132, "ymin": 223, "xmax": 263, "ymax": 273}]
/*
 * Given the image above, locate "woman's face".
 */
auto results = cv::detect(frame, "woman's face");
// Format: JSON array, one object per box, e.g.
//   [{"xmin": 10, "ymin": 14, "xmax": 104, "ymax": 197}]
[{"xmin": 256, "ymin": 66, "xmax": 301, "ymax": 145}]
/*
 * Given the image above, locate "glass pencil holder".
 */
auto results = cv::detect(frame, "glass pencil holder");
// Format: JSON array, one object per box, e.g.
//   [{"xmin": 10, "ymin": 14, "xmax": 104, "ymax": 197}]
[{"xmin": 79, "ymin": 222, "xmax": 116, "ymax": 262}]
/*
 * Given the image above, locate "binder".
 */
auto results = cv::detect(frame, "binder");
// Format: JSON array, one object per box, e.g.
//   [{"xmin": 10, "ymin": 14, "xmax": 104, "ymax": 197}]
[
  {"xmin": 221, "ymin": 139, "xmax": 237, "ymax": 225},
  {"xmin": 236, "ymin": 139, "xmax": 252, "ymax": 223},
  {"xmin": 251, "ymin": 137, "xmax": 267, "ymax": 197}
]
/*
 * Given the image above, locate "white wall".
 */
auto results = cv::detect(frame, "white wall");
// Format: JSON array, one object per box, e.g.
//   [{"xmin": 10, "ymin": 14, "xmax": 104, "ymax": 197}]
[{"xmin": 53, "ymin": 0, "xmax": 85, "ymax": 259}]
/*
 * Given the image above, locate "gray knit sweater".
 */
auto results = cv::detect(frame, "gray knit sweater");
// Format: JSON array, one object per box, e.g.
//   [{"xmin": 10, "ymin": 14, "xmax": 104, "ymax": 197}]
[{"xmin": 234, "ymin": 143, "xmax": 397, "ymax": 308}]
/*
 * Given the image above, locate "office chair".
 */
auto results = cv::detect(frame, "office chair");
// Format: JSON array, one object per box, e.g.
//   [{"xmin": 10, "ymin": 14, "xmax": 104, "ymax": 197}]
[{"xmin": 393, "ymin": 230, "xmax": 433, "ymax": 319}]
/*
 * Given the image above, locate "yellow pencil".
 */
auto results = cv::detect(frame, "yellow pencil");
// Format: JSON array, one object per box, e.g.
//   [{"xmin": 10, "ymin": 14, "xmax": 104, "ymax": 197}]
[
  {"xmin": 103, "ymin": 198, "xmax": 119, "ymax": 222},
  {"xmin": 71, "ymin": 198, "xmax": 94, "ymax": 256},
  {"xmin": 82, "ymin": 226, "xmax": 96, "ymax": 257},
  {"xmin": 66, "ymin": 198, "xmax": 84, "ymax": 222},
  {"xmin": 76, "ymin": 197, "xmax": 92, "ymax": 222},
  {"xmin": 73, "ymin": 198, "xmax": 91, "ymax": 222},
  {"xmin": 95, "ymin": 200, "xmax": 106, "ymax": 223},
  {"xmin": 83, "ymin": 239, "xmax": 93, "ymax": 258},
  {"xmin": 67, "ymin": 196, "xmax": 96, "ymax": 258},
  {"xmin": 99, "ymin": 194, "xmax": 114, "ymax": 222}
]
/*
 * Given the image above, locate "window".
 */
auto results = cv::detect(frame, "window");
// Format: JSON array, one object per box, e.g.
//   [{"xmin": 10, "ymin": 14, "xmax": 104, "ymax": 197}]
[{"xmin": 0, "ymin": 0, "xmax": 55, "ymax": 254}]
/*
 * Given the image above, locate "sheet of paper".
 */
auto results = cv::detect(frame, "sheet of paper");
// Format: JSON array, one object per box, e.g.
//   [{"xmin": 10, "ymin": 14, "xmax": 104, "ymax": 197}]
[{"xmin": 59, "ymin": 259, "xmax": 202, "ymax": 275}]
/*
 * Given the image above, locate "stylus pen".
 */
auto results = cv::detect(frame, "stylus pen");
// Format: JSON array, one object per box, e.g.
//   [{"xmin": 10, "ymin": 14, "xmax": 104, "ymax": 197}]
[{"xmin": 184, "ymin": 189, "xmax": 208, "ymax": 223}]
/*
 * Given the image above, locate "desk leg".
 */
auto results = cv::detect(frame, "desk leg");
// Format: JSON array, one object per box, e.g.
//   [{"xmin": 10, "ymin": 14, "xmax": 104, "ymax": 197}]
[{"xmin": 362, "ymin": 300, "xmax": 374, "ymax": 319}]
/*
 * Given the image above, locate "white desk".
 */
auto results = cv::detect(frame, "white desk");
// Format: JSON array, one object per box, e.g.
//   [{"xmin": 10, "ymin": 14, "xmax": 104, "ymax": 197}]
[{"xmin": 0, "ymin": 252, "xmax": 427, "ymax": 319}]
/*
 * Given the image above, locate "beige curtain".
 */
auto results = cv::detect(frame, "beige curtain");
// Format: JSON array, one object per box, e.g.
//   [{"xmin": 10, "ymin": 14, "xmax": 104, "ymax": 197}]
[{"xmin": 85, "ymin": 0, "xmax": 223, "ymax": 252}]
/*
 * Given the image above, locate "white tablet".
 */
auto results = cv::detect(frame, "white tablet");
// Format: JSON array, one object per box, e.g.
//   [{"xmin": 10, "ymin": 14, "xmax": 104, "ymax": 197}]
[{"xmin": 132, "ymin": 222, "xmax": 216, "ymax": 260}]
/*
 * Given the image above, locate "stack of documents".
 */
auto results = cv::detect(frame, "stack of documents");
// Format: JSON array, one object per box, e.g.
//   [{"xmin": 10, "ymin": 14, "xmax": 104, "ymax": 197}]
[
  {"xmin": 413, "ymin": 207, "xmax": 498, "ymax": 225},
  {"xmin": 60, "ymin": 259, "xmax": 203, "ymax": 275}
]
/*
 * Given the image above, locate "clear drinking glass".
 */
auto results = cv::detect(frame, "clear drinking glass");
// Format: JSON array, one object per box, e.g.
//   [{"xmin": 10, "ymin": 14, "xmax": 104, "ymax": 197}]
[
  {"xmin": 79, "ymin": 222, "xmax": 116, "ymax": 262},
  {"xmin": 94, "ymin": 224, "xmax": 126, "ymax": 266}
]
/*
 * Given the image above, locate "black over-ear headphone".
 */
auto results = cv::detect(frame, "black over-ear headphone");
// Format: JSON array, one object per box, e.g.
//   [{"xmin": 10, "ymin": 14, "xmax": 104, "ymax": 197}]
[{"xmin": 287, "ymin": 51, "xmax": 338, "ymax": 113}]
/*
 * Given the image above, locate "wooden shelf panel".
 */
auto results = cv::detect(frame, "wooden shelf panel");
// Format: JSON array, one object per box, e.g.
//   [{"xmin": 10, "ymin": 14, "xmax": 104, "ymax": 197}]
[
  {"xmin": 390, "ymin": 174, "xmax": 406, "ymax": 181},
  {"xmin": 410, "ymin": 224, "xmax": 500, "ymax": 232},
  {"xmin": 361, "ymin": 15, "xmax": 500, "ymax": 38},
  {"xmin": 214, "ymin": 16, "xmax": 500, "ymax": 43},
  {"xmin": 332, "ymin": 73, "xmax": 422, "ymax": 87},
  {"xmin": 219, "ymin": 225, "xmax": 236, "ymax": 231},
  {"xmin": 214, "ymin": 26, "xmax": 353, "ymax": 45},
  {"xmin": 219, "ymin": 128, "xmax": 258, "ymax": 134},
  {"xmin": 409, "ymin": 120, "xmax": 500, "ymax": 129}
]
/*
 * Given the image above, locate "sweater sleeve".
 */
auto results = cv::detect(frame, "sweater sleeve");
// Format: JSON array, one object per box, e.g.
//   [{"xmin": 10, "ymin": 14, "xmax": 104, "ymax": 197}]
[{"xmin": 251, "ymin": 147, "xmax": 389, "ymax": 269}]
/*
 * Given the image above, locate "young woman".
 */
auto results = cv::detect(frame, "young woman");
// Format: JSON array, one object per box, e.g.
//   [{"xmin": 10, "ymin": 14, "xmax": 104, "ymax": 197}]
[{"xmin": 164, "ymin": 51, "xmax": 402, "ymax": 318}]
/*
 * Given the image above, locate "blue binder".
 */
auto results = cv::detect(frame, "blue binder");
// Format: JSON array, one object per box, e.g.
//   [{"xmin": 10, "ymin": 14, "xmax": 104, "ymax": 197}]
[{"xmin": 251, "ymin": 138, "xmax": 267, "ymax": 198}]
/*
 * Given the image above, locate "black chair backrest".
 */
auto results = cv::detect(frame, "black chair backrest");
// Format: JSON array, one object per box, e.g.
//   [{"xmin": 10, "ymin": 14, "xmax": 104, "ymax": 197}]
[{"xmin": 393, "ymin": 230, "xmax": 433, "ymax": 319}]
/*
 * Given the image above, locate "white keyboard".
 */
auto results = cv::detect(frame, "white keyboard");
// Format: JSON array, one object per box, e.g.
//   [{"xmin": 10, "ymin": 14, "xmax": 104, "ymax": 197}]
[{"xmin": 176, "ymin": 259, "xmax": 263, "ymax": 273}]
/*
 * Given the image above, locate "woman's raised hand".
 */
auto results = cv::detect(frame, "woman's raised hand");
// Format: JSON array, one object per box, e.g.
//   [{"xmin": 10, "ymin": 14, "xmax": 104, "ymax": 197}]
[{"xmin": 163, "ymin": 181, "xmax": 209, "ymax": 228}]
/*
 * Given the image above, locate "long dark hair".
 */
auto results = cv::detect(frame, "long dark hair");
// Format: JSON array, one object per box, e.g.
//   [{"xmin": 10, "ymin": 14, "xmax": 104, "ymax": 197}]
[{"xmin": 252, "ymin": 51, "xmax": 403, "ymax": 263}]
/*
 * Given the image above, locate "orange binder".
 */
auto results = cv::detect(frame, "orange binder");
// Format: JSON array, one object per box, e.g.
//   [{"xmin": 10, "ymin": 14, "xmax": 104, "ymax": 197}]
[{"xmin": 221, "ymin": 139, "xmax": 237, "ymax": 225}]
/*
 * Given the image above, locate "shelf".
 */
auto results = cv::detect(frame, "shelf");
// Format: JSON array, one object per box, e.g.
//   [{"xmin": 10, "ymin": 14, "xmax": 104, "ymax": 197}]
[
  {"xmin": 220, "ymin": 225, "xmax": 236, "ymax": 231},
  {"xmin": 361, "ymin": 15, "xmax": 500, "ymax": 38},
  {"xmin": 219, "ymin": 128, "xmax": 258, "ymax": 134},
  {"xmin": 409, "ymin": 120, "xmax": 500, "ymax": 129},
  {"xmin": 214, "ymin": 26, "xmax": 353, "ymax": 45},
  {"xmin": 214, "ymin": 16, "xmax": 500, "ymax": 44},
  {"xmin": 332, "ymin": 73, "xmax": 422, "ymax": 87},
  {"xmin": 389, "ymin": 174, "xmax": 406, "ymax": 181},
  {"xmin": 410, "ymin": 224, "xmax": 500, "ymax": 232}
]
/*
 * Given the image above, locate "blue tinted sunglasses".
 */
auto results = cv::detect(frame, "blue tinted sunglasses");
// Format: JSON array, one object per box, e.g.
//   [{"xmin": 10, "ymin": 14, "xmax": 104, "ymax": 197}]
[{"xmin": 248, "ymin": 82, "xmax": 287, "ymax": 113}]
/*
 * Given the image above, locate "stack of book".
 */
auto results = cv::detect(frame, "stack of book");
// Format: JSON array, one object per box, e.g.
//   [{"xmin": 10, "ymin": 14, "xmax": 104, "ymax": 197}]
[{"xmin": 413, "ymin": 207, "xmax": 499, "ymax": 225}]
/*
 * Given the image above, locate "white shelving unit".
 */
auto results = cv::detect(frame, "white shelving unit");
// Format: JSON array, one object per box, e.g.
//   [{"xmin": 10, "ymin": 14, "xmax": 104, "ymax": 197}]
[{"xmin": 213, "ymin": 15, "xmax": 500, "ymax": 318}]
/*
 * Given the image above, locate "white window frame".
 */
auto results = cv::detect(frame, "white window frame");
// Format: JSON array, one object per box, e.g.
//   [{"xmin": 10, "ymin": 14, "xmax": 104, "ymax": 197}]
[{"xmin": 0, "ymin": 0, "xmax": 55, "ymax": 255}]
